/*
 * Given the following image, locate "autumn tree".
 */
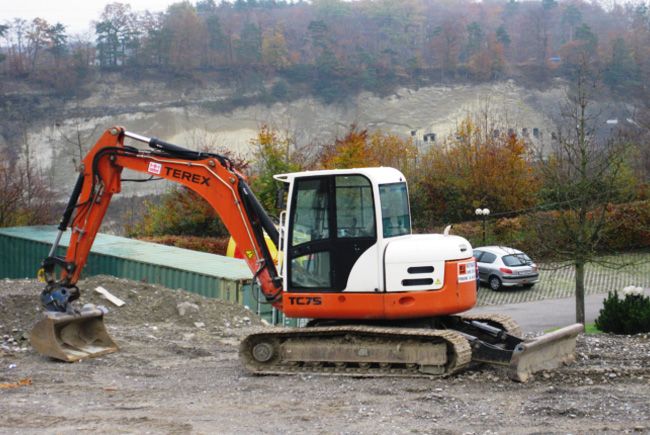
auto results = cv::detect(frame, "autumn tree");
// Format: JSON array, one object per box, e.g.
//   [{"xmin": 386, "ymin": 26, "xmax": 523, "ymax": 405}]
[
  {"xmin": 559, "ymin": 23, "xmax": 598, "ymax": 79},
  {"xmin": 319, "ymin": 126, "xmax": 375, "ymax": 169},
  {"xmin": 127, "ymin": 142, "xmax": 248, "ymax": 239},
  {"xmin": 468, "ymin": 33, "xmax": 506, "ymax": 81},
  {"xmin": 532, "ymin": 58, "xmax": 637, "ymax": 325},
  {"xmin": 95, "ymin": 3, "xmax": 139, "ymax": 68},
  {"xmin": 431, "ymin": 17, "xmax": 463, "ymax": 80},
  {"xmin": 0, "ymin": 25, "xmax": 7, "ymax": 66},
  {"xmin": 561, "ymin": 3, "xmax": 582, "ymax": 42},
  {"xmin": 3, "ymin": 19, "xmax": 29, "ymax": 75},
  {"xmin": 138, "ymin": 11, "xmax": 167, "ymax": 67},
  {"xmin": 128, "ymin": 188, "xmax": 228, "ymax": 238},
  {"xmin": 603, "ymin": 37, "xmax": 640, "ymax": 93},
  {"xmin": 318, "ymin": 124, "xmax": 418, "ymax": 178},
  {"xmin": 200, "ymin": 6, "xmax": 229, "ymax": 68},
  {"xmin": 235, "ymin": 22, "xmax": 262, "ymax": 66},
  {"xmin": 417, "ymin": 114, "xmax": 539, "ymax": 226},
  {"xmin": 249, "ymin": 124, "xmax": 304, "ymax": 215},
  {"xmin": 26, "ymin": 18, "xmax": 52, "ymax": 73},
  {"xmin": 262, "ymin": 26, "xmax": 290, "ymax": 71},
  {"xmin": 163, "ymin": 2, "xmax": 207, "ymax": 72},
  {"xmin": 465, "ymin": 21, "xmax": 484, "ymax": 60}
]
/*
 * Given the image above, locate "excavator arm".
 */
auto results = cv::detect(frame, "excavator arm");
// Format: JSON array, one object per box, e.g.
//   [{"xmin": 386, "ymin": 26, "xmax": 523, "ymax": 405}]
[
  {"xmin": 41, "ymin": 126, "xmax": 282, "ymax": 308},
  {"xmin": 32, "ymin": 127, "xmax": 283, "ymax": 361}
]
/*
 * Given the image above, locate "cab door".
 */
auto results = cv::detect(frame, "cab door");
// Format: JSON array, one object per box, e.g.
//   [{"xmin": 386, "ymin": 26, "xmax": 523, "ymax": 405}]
[{"xmin": 287, "ymin": 174, "xmax": 377, "ymax": 292}]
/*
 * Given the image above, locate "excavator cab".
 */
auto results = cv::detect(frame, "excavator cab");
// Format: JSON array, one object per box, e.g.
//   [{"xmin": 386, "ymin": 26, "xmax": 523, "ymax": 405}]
[{"xmin": 274, "ymin": 168, "xmax": 479, "ymax": 320}]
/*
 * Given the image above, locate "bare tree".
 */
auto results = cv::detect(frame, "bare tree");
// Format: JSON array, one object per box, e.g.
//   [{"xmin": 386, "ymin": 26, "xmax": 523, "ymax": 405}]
[
  {"xmin": 0, "ymin": 147, "xmax": 53, "ymax": 227},
  {"xmin": 56, "ymin": 119, "xmax": 99, "ymax": 170},
  {"xmin": 533, "ymin": 57, "xmax": 636, "ymax": 324}
]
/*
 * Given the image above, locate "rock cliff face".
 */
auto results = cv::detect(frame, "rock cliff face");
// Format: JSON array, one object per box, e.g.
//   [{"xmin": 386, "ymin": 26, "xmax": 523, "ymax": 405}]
[{"xmin": 18, "ymin": 76, "xmax": 565, "ymax": 196}]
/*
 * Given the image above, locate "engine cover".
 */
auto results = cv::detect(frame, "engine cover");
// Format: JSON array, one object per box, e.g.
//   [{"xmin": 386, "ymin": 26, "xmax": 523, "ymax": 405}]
[{"xmin": 384, "ymin": 234, "xmax": 472, "ymax": 292}]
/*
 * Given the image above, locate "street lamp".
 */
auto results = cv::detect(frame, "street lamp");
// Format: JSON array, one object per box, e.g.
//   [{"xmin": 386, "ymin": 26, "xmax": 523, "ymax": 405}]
[{"xmin": 475, "ymin": 207, "xmax": 490, "ymax": 245}]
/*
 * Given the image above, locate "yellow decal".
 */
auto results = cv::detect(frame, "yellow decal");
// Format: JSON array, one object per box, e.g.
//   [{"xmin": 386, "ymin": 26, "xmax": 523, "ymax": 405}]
[
  {"xmin": 435, "ymin": 278, "xmax": 441, "ymax": 285},
  {"xmin": 245, "ymin": 250, "xmax": 254, "ymax": 259},
  {"xmin": 37, "ymin": 268, "xmax": 46, "ymax": 283}
]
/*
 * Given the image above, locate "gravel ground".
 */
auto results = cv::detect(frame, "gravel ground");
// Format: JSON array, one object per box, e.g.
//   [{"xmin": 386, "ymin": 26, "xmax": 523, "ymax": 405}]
[{"xmin": 1, "ymin": 276, "xmax": 649, "ymax": 434}]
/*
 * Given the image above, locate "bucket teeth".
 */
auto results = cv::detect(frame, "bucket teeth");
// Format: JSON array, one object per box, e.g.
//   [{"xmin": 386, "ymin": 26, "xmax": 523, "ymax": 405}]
[{"xmin": 30, "ymin": 307, "xmax": 118, "ymax": 362}]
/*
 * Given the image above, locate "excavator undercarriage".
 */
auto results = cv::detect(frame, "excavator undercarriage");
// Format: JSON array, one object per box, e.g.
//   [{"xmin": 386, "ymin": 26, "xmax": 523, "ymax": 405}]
[{"xmin": 240, "ymin": 314, "xmax": 582, "ymax": 382}]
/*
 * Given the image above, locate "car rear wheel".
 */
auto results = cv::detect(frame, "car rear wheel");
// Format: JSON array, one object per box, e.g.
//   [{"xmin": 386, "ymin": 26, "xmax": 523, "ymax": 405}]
[{"xmin": 489, "ymin": 275, "xmax": 502, "ymax": 291}]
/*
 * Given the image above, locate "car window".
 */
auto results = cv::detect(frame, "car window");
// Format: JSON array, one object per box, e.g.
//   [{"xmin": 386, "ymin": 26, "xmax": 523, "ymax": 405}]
[
  {"xmin": 502, "ymin": 254, "xmax": 532, "ymax": 267},
  {"xmin": 479, "ymin": 252, "xmax": 496, "ymax": 263},
  {"xmin": 473, "ymin": 250, "xmax": 484, "ymax": 261}
]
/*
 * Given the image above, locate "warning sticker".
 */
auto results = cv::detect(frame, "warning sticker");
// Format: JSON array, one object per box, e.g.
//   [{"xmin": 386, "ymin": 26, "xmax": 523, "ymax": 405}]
[
  {"xmin": 147, "ymin": 162, "xmax": 162, "ymax": 175},
  {"xmin": 458, "ymin": 261, "xmax": 476, "ymax": 283}
]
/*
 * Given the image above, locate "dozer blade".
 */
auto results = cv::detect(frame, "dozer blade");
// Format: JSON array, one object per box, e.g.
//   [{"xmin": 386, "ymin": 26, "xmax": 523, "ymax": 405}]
[
  {"xmin": 508, "ymin": 323, "xmax": 583, "ymax": 382},
  {"xmin": 30, "ymin": 307, "xmax": 118, "ymax": 362}
]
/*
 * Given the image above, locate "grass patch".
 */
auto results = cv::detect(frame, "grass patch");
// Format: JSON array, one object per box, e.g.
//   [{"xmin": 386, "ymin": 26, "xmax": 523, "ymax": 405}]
[
  {"xmin": 544, "ymin": 322, "xmax": 602, "ymax": 334},
  {"xmin": 583, "ymin": 323, "xmax": 602, "ymax": 334}
]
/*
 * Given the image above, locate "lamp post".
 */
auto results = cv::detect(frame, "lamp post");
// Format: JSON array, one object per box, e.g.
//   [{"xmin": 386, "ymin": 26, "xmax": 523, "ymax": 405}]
[{"xmin": 475, "ymin": 207, "xmax": 490, "ymax": 245}]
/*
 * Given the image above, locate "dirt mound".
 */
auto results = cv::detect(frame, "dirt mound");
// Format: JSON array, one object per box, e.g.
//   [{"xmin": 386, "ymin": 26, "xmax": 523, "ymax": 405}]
[{"xmin": 0, "ymin": 275, "xmax": 265, "ymax": 357}]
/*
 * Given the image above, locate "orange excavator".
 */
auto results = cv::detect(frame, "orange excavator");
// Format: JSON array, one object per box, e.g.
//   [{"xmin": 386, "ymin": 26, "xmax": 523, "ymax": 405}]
[{"xmin": 31, "ymin": 127, "xmax": 582, "ymax": 381}]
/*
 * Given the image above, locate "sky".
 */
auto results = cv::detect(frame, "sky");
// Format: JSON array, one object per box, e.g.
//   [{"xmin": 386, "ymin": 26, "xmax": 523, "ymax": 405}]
[{"xmin": 2, "ymin": 0, "xmax": 176, "ymax": 34}]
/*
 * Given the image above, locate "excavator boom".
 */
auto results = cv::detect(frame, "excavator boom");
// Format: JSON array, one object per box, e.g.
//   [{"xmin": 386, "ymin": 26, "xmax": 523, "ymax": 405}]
[{"xmin": 32, "ymin": 127, "xmax": 282, "ymax": 361}]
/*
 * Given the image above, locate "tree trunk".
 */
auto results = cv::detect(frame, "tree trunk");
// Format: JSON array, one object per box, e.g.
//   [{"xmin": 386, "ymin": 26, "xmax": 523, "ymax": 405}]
[{"xmin": 575, "ymin": 260, "xmax": 586, "ymax": 324}]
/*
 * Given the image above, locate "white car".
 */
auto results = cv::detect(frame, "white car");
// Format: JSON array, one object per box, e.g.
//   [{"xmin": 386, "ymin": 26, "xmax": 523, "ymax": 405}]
[{"xmin": 473, "ymin": 246, "xmax": 539, "ymax": 291}]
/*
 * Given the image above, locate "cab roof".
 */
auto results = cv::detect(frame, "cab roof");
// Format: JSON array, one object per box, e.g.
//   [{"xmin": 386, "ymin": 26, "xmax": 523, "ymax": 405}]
[{"xmin": 273, "ymin": 167, "xmax": 406, "ymax": 184}]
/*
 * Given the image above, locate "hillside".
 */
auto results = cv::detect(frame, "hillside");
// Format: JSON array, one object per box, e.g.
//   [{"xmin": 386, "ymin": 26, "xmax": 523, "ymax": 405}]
[{"xmin": 4, "ymin": 75, "xmax": 573, "ymax": 197}]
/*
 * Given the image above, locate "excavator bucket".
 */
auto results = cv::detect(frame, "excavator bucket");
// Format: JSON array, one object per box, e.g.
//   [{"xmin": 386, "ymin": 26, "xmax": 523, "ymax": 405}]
[
  {"xmin": 30, "ymin": 307, "xmax": 118, "ymax": 362},
  {"xmin": 508, "ymin": 323, "xmax": 583, "ymax": 382}
]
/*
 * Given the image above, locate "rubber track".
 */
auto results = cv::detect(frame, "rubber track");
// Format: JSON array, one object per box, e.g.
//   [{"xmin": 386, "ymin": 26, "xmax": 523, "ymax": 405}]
[
  {"xmin": 239, "ymin": 325, "xmax": 472, "ymax": 378},
  {"xmin": 459, "ymin": 313, "xmax": 523, "ymax": 338}
]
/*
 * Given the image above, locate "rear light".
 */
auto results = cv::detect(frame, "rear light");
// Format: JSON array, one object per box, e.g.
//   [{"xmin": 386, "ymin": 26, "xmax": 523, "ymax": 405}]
[{"xmin": 499, "ymin": 267, "xmax": 513, "ymax": 274}]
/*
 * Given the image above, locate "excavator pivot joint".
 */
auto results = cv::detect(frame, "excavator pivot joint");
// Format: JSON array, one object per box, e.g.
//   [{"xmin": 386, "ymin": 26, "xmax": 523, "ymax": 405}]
[{"xmin": 40, "ymin": 286, "xmax": 79, "ymax": 313}]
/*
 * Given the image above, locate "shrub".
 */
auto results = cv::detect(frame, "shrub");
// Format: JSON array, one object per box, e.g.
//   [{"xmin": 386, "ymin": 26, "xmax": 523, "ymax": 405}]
[
  {"xmin": 125, "ymin": 187, "xmax": 228, "ymax": 238},
  {"xmin": 595, "ymin": 287, "xmax": 650, "ymax": 334}
]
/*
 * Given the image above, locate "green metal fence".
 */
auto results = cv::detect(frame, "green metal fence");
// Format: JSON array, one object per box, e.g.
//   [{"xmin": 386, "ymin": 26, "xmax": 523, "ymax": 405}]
[{"xmin": 0, "ymin": 226, "xmax": 293, "ymax": 326}]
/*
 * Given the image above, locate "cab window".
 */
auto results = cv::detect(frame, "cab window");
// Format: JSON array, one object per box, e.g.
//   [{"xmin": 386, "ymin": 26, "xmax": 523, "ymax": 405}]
[
  {"xmin": 335, "ymin": 175, "xmax": 375, "ymax": 238},
  {"xmin": 291, "ymin": 178, "xmax": 329, "ymax": 246},
  {"xmin": 379, "ymin": 182, "xmax": 411, "ymax": 238}
]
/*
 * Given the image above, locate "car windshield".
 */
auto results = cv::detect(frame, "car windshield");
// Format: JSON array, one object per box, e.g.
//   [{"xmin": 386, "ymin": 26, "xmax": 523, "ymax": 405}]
[{"xmin": 502, "ymin": 254, "xmax": 532, "ymax": 267}]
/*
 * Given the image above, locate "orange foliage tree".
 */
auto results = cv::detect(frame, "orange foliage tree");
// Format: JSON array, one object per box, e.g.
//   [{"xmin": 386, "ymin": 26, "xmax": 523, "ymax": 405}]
[
  {"xmin": 126, "ymin": 145, "xmax": 248, "ymax": 240},
  {"xmin": 249, "ymin": 124, "xmax": 306, "ymax": 215},
  {"xmin": 417, "ymin": 116, "xmax": 539, "ymax": 226},
  {"xmin": 319, "ymin": 125, "xmax": 418, "ymax": 178}
]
